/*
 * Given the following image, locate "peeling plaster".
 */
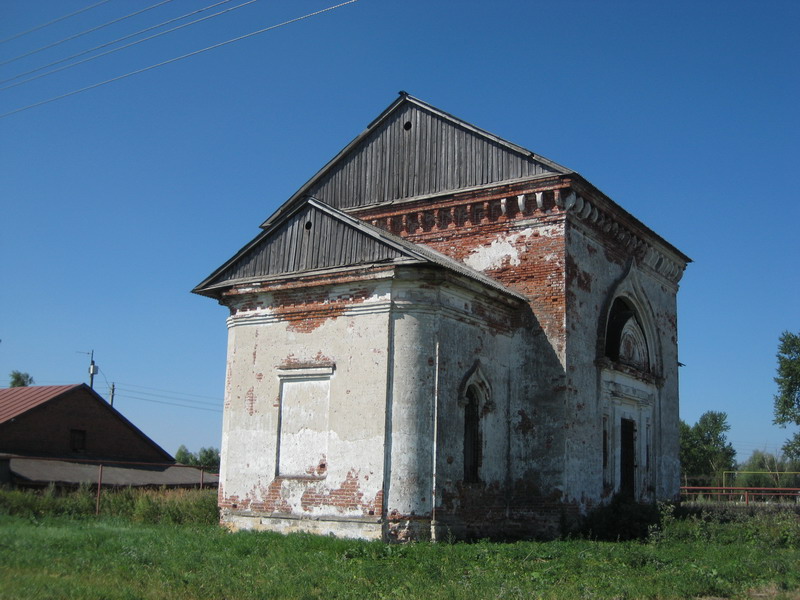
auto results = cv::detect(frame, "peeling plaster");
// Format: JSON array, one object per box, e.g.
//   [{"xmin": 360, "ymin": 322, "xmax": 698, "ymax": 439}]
[
  {"xmin": 463, "ymin": 228, "xmax": 536, "ymax": 271},
  {"xmin": 213, "ymin": 188, "xmax": 686, "ymax": 542}
]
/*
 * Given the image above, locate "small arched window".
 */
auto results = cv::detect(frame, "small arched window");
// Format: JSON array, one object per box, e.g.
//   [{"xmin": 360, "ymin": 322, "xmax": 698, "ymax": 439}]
[
  {"xmin": 605, "ymin": 297, "xmax": 649, "ymax": 371},
  {"xmin": 463, "ymin": 385, "xmax": 481, "ymax": 483}
]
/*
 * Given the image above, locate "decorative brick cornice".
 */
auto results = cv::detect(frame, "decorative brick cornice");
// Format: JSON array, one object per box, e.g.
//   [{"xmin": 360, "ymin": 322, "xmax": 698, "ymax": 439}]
[
  {"xmin": 343, "ymin": 175, "xmax": 688, "ymax": 286},
  {"xmin": 346, "ymin": 177, "xmax": 570, "ymax": 237},
  {"xmin": 559, "ymin": 188, "xmax": 688, "ymax": 285}
]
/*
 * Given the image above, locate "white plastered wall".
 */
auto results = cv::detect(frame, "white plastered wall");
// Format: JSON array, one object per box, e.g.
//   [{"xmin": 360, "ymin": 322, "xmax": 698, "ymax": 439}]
[{"xmin": 219, "ymin": 279, "xmax": 392, "ymax": 534}]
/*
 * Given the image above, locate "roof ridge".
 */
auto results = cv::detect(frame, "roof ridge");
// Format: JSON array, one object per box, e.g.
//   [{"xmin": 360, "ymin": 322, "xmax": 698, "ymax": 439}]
[
  {"xmin": 259, "ymin": 93, "xmax": 572, "ymax": 230},
  {"xmin": 398, "ymin": 94, "xmax": 572, "ymax": 174}
]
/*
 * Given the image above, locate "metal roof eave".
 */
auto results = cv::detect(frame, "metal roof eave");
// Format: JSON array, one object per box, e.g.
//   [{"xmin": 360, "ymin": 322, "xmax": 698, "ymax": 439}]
[{"xmin": 194, "ymin": 258, "xmax": 419, "ymax": 297}]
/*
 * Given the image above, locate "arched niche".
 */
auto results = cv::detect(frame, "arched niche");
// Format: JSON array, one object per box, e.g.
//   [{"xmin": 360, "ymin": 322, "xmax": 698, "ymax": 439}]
[
  {"xmin": 458, "ymin": 362, "xmax": 492, "ymax": 484},
  {"xmin": 605, "ymin": 297, "xmax": 649, "ymax": 371},
  {"xmin": 458, "ymin": 362, "xmax": 492, "ymax": 407},
  {"xmin": 597, "ymin": 265, "xmax": 661, "ymax": 502},
  {"xmin": 598, "ymin": 264, "xmax": 660, "ymax": 376}
]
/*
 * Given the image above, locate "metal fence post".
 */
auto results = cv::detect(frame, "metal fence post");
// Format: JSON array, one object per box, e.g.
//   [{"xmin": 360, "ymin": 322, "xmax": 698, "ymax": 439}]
[{"xmin": 95, "ymin": 464, "xmax": 104, "ymax": 515}]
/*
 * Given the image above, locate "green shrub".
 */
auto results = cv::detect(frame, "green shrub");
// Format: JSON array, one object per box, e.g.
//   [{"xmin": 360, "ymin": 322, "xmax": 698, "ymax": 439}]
[
  {"xmin": 61, "ymin": 484, "xmax": 95, "ymax": 516},
  {"xmin": 101, "ymin": 485, "xmax": 138, "ymax": 517},
  {"xmin": 580, "ymin": 494, "xmax": 661, "ymax": 541},
  {"xmin": 0, "ymin": 487, "xmax": 39, "ymax": 517},
  {"xmin": 743, "ymin": 510, "xmax": 800, "ymax": 549},
  {"xmin": 0, "ymin": 484, "xmax": 95, "ymax": 517},
  {"xmin": 650, "ymin": 503, "xmax": 800, "ymax": 549},
  {"xmin": 132, "ymin": 493, "xmax": 161, "ymax": 523},
  {"xmin": 0, "ymin": 485, "xmax": 219, "ymax": 525}
]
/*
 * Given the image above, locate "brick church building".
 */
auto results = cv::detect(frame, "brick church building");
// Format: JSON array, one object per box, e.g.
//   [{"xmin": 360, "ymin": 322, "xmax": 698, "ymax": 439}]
[{"xmin": 194, "ymin": 93, "xmax": 690, "ymax": 540}]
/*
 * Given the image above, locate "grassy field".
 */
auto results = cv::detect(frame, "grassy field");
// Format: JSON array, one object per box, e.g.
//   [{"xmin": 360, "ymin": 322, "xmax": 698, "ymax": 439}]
[{"xmin": 1, "ymin": 489, "xmax": 799, "ymax": 599}]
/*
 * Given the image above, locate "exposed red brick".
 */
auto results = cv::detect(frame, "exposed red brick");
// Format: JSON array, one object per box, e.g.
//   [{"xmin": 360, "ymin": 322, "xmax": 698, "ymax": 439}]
[
  {"xmin": 245, "ymin": 387, "xmax": 255, "ymax": 416},
  {"xmin": 299, "ymin": 469, "xmax": 382, "ymax": 516}
]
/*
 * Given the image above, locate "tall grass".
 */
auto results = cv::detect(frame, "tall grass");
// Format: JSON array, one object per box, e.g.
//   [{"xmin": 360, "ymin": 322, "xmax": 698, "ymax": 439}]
[
  {"xmin": 0, "ymin": 485, "xmax": 218, "ymax": 524},
  {"xmin": 0, "ymin": 496, "xmax": 799, "ymax": 599}
]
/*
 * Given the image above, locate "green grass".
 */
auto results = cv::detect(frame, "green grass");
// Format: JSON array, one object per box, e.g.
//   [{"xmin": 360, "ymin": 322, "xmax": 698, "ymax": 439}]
[
  {"xmin": 1, "ymin": 505, "xmax": 799, "ymax": 600},
  {"xmin": 0, "ymin": 485, "xmax": 219, "ymax": 525}
]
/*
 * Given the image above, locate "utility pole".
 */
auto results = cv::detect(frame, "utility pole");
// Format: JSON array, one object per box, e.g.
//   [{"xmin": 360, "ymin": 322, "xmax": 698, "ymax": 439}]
[
  {"xmin": 109, "ymin": 383, "xmax": 115, "ymax": 407},
  {"xmin": 88, "ymin": 350, "xmax": 98, "ymax": 389}
]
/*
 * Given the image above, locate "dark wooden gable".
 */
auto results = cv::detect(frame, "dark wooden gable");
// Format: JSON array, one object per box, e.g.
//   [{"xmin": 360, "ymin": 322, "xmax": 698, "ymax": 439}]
[
  {"xmin": 262, "ymin": 94, "xmax": 570, "ymax": 227},
  {"xmin": 194, "ymin": 200, "xmax": 410, "ymax": 296}
]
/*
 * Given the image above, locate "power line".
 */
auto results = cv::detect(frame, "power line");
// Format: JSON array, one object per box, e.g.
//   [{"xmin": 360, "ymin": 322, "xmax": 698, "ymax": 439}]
[
  {"xmin": 0, "ymin": 0, "xmax": 113, "ymax": 46},
  {"xmin": 113, "ymin": 385, "xmax": 222, "ymax": 407},
  {"xmin": 1, "ymin": 0, "xmax": 256, "ymax": 92},
  {"xmin": 113, "ymin": 381, "xmax": 222, "ymax": 402},
  {"xmin": 97, "ymin": 367, "xmax": 111, "ymax": 390},
  {"xmin": 0, "ymin": 0, "xmax": 360, "ymax": 119},
  {"xmin": 0, "ymin": 0, "xmax": 241, "ymax": 88},
  {"xmin": 114, "ymin": 392, "xmax": 223, "ymax": 413},
  {"xmin": 0, "ymin": 0, "xmax": 178, "ymax": 68},
  {"xmin": 29, "ymin": 378, "xmax": 223, "ymax": 403}
]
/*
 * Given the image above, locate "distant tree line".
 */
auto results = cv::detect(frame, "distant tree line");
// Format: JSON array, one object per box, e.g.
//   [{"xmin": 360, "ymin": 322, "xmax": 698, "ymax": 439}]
[
  {"xmin": 680, "ymin": 411, "xmax": 800, "ymax": 488},
  {"xmin": 175, "ymin": 445, "xmax": 220, "ymax": 473},
  {"xmin": 679, "ymin": 411, "xmax": 736, "ymax": 487},
  {"xmin": 735, "ymin": 449, "xmax": 800, "ymax": 489},
  {"xmin": 774, "ymin": 330, "xmax": 800, "ymax": 459},
  {"xmin": 679, "ymin": 330, "xmax": 800, "ymax": 489}
]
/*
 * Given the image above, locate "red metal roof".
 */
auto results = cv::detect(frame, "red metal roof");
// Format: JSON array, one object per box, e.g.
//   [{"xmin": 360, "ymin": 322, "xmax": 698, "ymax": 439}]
[{"xmin": 0, "ymin": 385, "xmax": 81, "ymax": 424}]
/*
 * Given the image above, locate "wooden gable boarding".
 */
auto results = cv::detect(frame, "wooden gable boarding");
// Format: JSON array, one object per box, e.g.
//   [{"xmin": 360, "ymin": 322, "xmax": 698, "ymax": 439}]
[
  {"xmin": 262, "ymin": 93, "xmax": 571, "ymax": 227},
  {"xmin": 195, "ymin": 200, "xmax": 409, "ymax": 297},
  {"xmin": 195, "ymin": 197, "xmax": 526, "ymax": 301}
]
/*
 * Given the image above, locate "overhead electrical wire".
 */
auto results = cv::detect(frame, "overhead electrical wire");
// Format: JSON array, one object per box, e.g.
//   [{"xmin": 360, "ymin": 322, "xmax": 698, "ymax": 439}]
[
  {"xmin": 97, "ymin": 367, "xmax": 111, "ymax": 390},
  {"xmin": 0, "ymin": 0, "xmax": 241, "ymax": 88},
  {"xmin": 0, "ymin": 0, "xmax": 178, "ymax": 68},
  {"xmin": 0, "ymin": 0, "xmax": 360, "ymax": 119},
  {"xmin": 114, "ymin": 392, "xmax": 223, "ymax": 413},
  {"xmin": 1, "ymin": 0, "xmax": 256, "ymax": 91},
  {"xmin": 113, "ymin": 385, "xmax": 221, "ymax": 407},
  {"xmin": 107, "ymin": 381, "xmax": 224, "ymax": 413},
  {"xmin": 113, "ymin": 381, "xmax": 222, "ymax": 402},
  {"xmin": 27, "ymin": 378, "xmax": 223, "ymax": 413},
  {"xmin": 0, "ymin": 0, "xmax": 113, "ymax": 46}
]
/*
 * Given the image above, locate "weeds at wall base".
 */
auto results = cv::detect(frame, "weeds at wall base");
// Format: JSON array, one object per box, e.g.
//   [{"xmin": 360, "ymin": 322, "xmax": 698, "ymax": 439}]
[{"xmin": 579, "ymin": 494, "xmax": 663, "ymax": 541}]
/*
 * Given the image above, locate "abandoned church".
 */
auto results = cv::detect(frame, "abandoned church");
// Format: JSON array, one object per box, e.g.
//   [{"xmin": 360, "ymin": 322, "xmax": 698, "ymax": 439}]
[{"xmin": 194, "ymin": 93, "xmax": 690, "ymax": 541}]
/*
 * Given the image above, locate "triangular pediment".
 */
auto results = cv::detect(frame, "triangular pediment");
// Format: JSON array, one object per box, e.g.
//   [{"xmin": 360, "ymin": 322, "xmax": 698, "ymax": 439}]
[
  {"xmin": 193, "ymin": 200, "xmax": 413, "ymax": 296},
  {"xmin": 194, "ymin": 198, "xmax": 529, "ymax": 302},
  {"xmin": 262, "ymin": 94, "xmax": 570, "ymax": 228}
]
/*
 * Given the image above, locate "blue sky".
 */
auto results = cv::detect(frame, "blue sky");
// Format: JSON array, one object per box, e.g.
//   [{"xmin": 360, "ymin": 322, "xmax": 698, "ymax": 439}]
[{"xmin": 1, "ymin": 0, "xmax": 798, "ymax": 461}]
